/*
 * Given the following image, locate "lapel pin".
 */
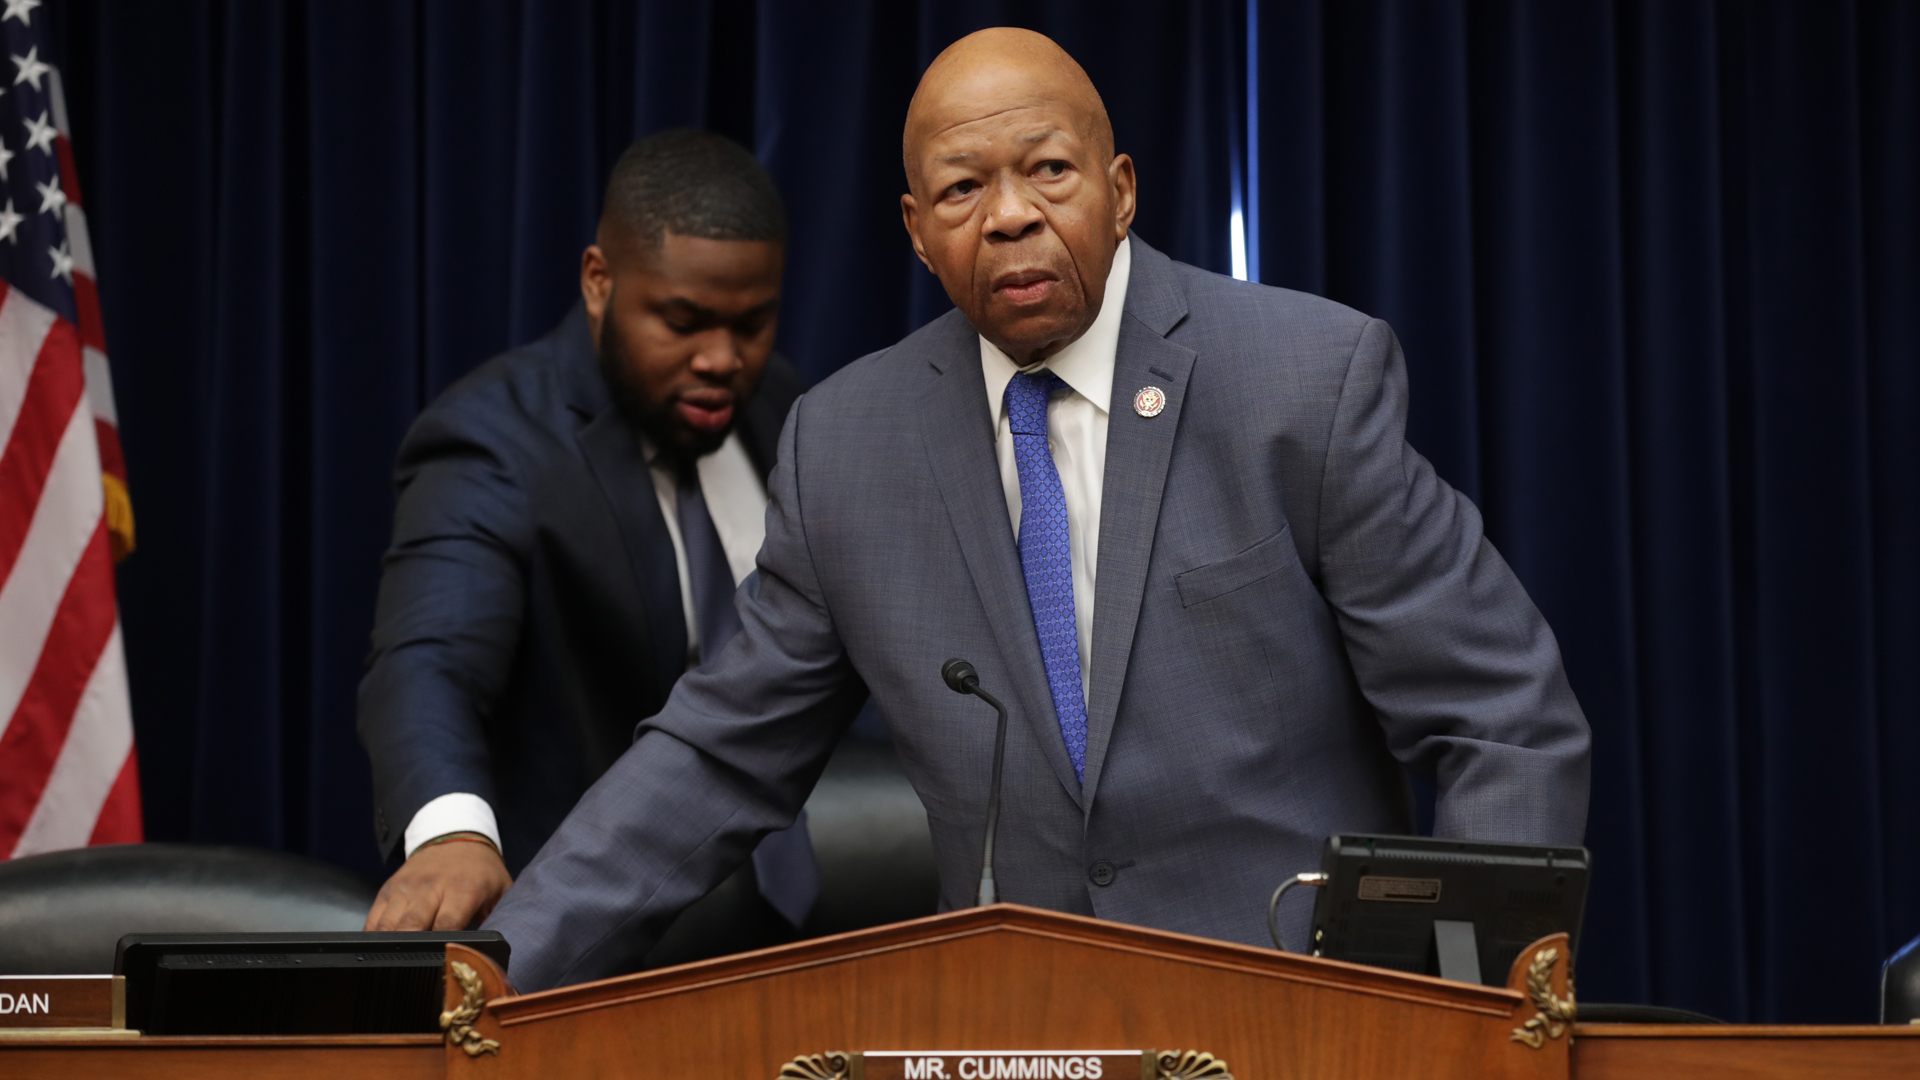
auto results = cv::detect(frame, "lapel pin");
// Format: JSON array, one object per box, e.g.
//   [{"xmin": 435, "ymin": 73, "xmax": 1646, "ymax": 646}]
[{"xmin": 1133, "ymin": 385, "xmax": 1167, "ymax": 418}]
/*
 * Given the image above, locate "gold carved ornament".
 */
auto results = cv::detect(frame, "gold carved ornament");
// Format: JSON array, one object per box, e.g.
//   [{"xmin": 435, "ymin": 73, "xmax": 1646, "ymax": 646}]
[
  {"xmin": 779, "ymin": 1052, "xmax": 853, "ymax": 1079},
  {"xmin": 1510, "ymin": 946, "xmax": 1576, "ymax": 1049},
  {"xmin": 1156, "ymin": 1050, "xmax": 1233, "ymax": 1079},
  {"xmin": 441, "ymin": 960, "xmax": 502, "ymax": 1057}
]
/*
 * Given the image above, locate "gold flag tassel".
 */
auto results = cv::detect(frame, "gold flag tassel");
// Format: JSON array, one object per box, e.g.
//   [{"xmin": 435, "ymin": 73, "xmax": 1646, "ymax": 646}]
[{"xmin": 102, "ymin": 471, "xmax": 136, "ymax": 562}]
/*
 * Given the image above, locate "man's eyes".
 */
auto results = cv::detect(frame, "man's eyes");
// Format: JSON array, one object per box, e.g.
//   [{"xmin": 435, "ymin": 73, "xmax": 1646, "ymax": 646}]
[
  {"xmin": 667, "ymin": 319, "xmax": 768, "ymax": 337},
  {"xmin": 938, "ymin": 161, "xmax": 1069, "ymax": 201}
]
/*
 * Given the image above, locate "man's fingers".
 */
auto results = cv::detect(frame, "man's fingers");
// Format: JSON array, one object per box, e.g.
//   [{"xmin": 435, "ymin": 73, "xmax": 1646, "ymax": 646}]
[
  {"xmin": 363, "ymin": 889, "xmax": 392, "ymax": 932},
  {"xmin": 430, "ymin": 904, "xmax": 469, "ymax": 931},
  {"xmin": 388, "ymin": 888, "xmax": 442, "ymax": 931},
  {"xmin": 369, "ymin": 873, "xmax": 443, "ymax": 931},
  {"xmin": 431, "ymin": 889, "xmax": 481, "ymax": 931}
]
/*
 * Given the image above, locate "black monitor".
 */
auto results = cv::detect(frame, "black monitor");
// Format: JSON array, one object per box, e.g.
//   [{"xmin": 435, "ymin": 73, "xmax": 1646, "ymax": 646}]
[
  {"xmin": 1304, "ymin": 834, "xmax": 1589, "ymax": 986},
  {"xmin": 114, "ymin": 931, "xmax": 510, "ymax": 1035}
]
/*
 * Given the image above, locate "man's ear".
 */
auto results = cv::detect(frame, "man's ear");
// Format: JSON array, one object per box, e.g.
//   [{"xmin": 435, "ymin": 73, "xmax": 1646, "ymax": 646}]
[
  {"xmin": 1108, "ymin": 153, "xmax": 1138, "ymax": 237},
  {"xmin": 900, "ymin": 194, "xmax": 935, "ymax": 273},
  {"xmin": 580, "ymin": 244, "xmax": 613, "ymax": 337}
]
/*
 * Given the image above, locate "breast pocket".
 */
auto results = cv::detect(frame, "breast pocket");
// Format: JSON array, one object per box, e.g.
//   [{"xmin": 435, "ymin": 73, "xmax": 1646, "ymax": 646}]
[{"xmin": 1174, "ymin": 525, "xmax": 1299, "ymax": 608}]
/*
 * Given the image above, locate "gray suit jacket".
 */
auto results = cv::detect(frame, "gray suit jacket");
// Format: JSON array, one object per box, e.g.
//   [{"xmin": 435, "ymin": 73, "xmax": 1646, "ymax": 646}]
[{"xmin": 483, "ymin": 237, "xmax": 1591, "ymax": 990}]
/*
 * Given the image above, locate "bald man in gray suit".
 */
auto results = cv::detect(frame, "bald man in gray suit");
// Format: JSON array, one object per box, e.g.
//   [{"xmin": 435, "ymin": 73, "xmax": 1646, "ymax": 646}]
[{"xmin": 483, "ymin": 28, "xmax": 1590, "ymax": 990}]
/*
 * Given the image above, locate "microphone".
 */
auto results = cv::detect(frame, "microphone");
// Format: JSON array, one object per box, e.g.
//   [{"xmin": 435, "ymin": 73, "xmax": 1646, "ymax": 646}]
[{"xmin": 942, "ymin": 658, "xmax": 1009, "ymax": 906}]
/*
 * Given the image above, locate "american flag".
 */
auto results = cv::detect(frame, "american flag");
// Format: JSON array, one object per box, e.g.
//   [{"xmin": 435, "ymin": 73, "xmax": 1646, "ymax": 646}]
[{"xmin": 0, "ymin": 0, "xmax": 140, "ymax": 858}]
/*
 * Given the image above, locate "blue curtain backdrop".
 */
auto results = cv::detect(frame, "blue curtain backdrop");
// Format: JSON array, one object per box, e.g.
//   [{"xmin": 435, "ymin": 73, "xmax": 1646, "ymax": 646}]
[{"xmin": 43, "ymin": 0, "xmax": 1918, "ymax": 1023}]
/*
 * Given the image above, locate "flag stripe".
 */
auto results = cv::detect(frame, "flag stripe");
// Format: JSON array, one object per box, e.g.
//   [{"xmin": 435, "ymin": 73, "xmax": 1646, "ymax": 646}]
[
  {"xmin": 12, "ymin": 620, "xmax": 131, "ymax": 857},
  {"xmin": 72, "ymin": 273, "xmax": 106, "ymax": 361},
  {"xmin": 0, "ymin": 283, "xmax": 47, "ymax": 451},
  {"xmin": 82, "ymin": 345, "xmax": 117, "ymax": 427},
  {"xmin": 65, "ymin": 206, "xmax": 96, "ymax": 279},
  {"xmin": 0, "ymin": 316, "xmax": 82, "ymax": 581},
  {"xmin": 72, "ymin": 274, "xmax": 104, "ymax": 355},
  {"xmin": 0, "ymin": 517, "xmax": 117, "ymax": 854},
  {"xmin": 0, "ymin": 397, "xmax": 101, "ymax": 737},
  {"xmin": 54, "ymin": 136, "xmax": 82, "ymax": 211},
  {"xmin": 66, "ymin": 211, "xmax": 96, "ymax": 276},
  {"xmin": 94, "ymin": 417, "xmax": 123, "ymax": 479},
  {"xmin": 48, "ymin": 69, "xmax": 69, "ymax": 137},
  {"xmin": 86, "ymin": 747, "xmax": 142, "ymax": 846}
]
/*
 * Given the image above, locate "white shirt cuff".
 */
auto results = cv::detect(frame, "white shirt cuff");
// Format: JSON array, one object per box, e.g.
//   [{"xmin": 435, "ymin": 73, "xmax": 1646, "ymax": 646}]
[{"xmin": 403, "ymin": 793, "xmax": 502, "ymax": 859}]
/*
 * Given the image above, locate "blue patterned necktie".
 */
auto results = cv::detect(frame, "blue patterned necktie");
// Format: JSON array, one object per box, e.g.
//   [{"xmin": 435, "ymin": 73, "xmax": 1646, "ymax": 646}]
[{"xmin": 1004, "ymin": 370, "xmax": 1089, "ymax": 782}]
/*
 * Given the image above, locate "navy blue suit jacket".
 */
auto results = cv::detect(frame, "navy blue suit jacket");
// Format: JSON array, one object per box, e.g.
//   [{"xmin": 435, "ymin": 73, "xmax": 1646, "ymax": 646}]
[
  {"xmin": 485, "ymin": 238, "xmax": 1589, "ymax": 989},
  {"xmin": 357, "ymin": 305, "xmax": 805, "ymax": 872}
]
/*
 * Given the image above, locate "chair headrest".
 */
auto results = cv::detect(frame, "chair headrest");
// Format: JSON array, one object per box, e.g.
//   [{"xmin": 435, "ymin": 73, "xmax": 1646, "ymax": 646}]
[{"xmin": 0, "ymin": 843, "xmax": 376, "ymax": 974}]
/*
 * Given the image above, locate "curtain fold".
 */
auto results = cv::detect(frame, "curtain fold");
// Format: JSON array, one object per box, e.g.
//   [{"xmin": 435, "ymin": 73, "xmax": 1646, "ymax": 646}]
[
  {"xmin": 1615, "ymin": 0, "xmax": 1747, "ymax": 1022},
  {"xmin": 49, "ymin": 0, "xmax": 1919, "ymax": 1022},
  {"xmin": 193, "ymin": 0, "xmax": 303, "ymax": 853}
]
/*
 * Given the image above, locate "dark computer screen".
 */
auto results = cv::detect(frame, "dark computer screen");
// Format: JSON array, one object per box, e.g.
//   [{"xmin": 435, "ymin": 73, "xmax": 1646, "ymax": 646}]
[{"xmin": 1306, "ymin": 834, "xmax": 1589, "ymax": 987}]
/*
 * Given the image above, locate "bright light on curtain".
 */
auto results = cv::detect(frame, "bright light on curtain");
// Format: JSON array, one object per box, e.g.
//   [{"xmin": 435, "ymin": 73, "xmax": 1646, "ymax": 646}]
[{"xmin": 1229, "ymin": 206, "xmax": 1248, "ymax": 280}]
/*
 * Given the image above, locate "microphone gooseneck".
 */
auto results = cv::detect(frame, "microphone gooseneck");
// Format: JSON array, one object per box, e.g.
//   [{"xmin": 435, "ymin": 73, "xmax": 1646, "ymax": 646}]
[{"xmin": 942, "ymin": 657, "xmax": 1008, "ymax": 907}]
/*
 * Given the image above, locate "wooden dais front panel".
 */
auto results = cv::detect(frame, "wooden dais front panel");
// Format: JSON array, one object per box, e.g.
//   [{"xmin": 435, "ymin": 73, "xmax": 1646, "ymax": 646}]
[
  {"xmin": 0, "ymin": 1033, "xmax": 442, "ymax": 1080},
  {"xmin": 1571, "ymin": 1023, "xmax": 1920, "ymax": 1080},
  {"xmin": 439, "ymin": 904, "xmax": 1573, "ymax": 1080}
]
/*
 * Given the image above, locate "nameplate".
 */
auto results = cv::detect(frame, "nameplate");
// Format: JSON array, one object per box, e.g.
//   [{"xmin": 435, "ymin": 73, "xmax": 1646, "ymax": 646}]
[
  {"xmin": 779, "ymin": 1049, "xmax": 1230, "ymax": 1080},
  {"xmin": 0, "ymin": 975, "xmax": 125, "ymax": 1031}
]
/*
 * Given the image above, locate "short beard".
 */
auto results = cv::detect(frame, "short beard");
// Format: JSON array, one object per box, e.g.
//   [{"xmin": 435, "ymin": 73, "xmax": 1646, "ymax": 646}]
[{"xmin": 595, "ymin": 297, "xmax": 732, "ymax": 469}]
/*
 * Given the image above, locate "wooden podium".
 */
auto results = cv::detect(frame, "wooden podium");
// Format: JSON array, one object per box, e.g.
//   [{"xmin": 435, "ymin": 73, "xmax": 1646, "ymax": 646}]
[
  {"xmin": 5, "ymin": 903, "xmax": 1918, "ymax": 1078},
  {"xmin": 437, "ymin": 903, "xmax": 1574, "ymax": 1080}
]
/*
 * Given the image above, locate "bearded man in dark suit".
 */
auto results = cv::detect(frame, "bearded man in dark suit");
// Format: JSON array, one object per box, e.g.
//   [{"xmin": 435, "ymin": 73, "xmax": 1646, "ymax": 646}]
[{"xmin": 357, "ymin": 130, "xmax": 818, "ymax": 938}]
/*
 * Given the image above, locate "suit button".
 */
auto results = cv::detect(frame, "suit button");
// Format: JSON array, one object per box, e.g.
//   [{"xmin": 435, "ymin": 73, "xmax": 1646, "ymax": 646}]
[{"xmin": 1089, "ymin": 860, "xmax": 1116, "ymax": 887}]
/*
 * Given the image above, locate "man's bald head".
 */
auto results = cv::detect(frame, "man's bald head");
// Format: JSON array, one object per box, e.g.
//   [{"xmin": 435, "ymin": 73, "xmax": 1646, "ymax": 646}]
[
  {"xmin": 899, "ymin": 29, "xmax": 1136, "ymax": 364},
  {"xmin": 903, "ymin": 28, "xmax": 1114, "ymax": 196}
]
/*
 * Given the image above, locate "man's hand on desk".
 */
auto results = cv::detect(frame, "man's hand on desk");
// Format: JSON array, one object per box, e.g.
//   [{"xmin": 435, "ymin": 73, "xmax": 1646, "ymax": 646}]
[{"xmin": 364, "ymin": 832, "xmax": 513, "ymax": 931}]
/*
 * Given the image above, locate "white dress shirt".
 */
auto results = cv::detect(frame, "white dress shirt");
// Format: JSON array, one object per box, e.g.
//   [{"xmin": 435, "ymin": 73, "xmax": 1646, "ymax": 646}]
[
  {"xmin": 980, "ymin": 235, "xmax": 1131, "ymax": 698},
  {"xmin": 403, "ymin": 431, "xmax": 768, "ymax": 858}
]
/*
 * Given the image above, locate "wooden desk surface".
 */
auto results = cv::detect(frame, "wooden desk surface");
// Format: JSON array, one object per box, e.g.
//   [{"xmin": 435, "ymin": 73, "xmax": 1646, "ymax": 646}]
[
  {"xmin": 0, "ymin": 1033, "xmax": 443, "ymax": 1080},
  {"xmin": 1571, "ymin": 1023, "xmax": 1920, "ymax": 1079}
]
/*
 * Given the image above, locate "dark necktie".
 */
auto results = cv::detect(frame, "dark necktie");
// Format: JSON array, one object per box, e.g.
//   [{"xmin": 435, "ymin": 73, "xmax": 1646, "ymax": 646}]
[
  {"xmin": 675, "ymin": 465, "xmax": 744, "ymax": 665},
  {"xmin": 674, "ymin": 463, "xmax": 818, "ymax": 927},
  {"xmin": 1004, "ymin": 370, "xmax": 1089, "ymax": 782}
]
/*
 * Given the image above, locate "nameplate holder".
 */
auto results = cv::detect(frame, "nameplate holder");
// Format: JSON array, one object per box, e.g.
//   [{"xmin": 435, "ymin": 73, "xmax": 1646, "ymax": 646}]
[
  {"xmin": 779, "ymin": 1049, "xmax": 1232, "ymax": 1080},
  {"xmin": 0, "ymin": 975, "xmax": 131, "ymax": 1036}
]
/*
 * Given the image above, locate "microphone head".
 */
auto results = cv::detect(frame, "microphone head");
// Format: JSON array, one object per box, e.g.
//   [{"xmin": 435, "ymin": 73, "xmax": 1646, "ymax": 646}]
[{"xmin": 941, "ymin": 658, "xmax": 979, "ymax": 694}]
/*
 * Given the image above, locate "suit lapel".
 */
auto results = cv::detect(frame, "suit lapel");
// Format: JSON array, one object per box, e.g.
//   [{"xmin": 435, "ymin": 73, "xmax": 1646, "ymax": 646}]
[
  {"xmin": 576, "ymin": 405, "xmax": 689, "ymax": 694},
  {"xmin": 1080, "ymin": 239, "xmax": 1195, "ymax": 806},
  {"xmin": 558, "ymin": 303, "xmax": 690, "ymax": 690},
  {"xmin": 918, "ymin": 313, "xmax": 1087, "ymax": 806}
]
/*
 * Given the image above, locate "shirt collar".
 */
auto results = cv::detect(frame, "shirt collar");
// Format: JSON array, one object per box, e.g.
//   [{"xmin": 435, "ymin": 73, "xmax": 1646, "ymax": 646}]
[
  {"xmin": 638, "ymin": 433, "xmax": 667, "ymax": 470},
  {"xmin": 982, "ymin": 234, "xmax": 1132, "ymax": 428}
]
